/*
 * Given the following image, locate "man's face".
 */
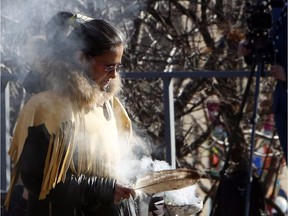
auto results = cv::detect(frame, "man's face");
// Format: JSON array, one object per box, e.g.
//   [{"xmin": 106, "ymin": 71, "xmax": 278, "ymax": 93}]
[{"xmin": 90, "ymin": 45, "xmax": 124, "ymax": 91}]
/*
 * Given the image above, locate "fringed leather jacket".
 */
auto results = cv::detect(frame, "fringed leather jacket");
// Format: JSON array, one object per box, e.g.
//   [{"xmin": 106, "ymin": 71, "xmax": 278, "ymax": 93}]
[{"xmin": 5, "ymin": 59, "xmax": 136, "ymax": 216}]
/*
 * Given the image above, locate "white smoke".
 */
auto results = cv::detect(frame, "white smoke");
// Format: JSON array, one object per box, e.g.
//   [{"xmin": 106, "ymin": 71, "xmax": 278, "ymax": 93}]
[
  {"xmin": 116, "ymin": 137, "xmax": 202, "ymax": 215},
  {"xmin": 1, "ymin": 0, "xmax": 144, "ymax": 85}
]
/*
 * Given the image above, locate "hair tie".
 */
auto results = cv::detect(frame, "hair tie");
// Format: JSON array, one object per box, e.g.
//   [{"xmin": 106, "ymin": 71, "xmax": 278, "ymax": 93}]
[
  {"xmin": 68, "ymin": 14, "xmax": 93, "ymax": 27},
  {"xmin": 75, "ymin": 14, "xmax": 93, "ymax": 23},
  {"xmin": 67, "ymin": 14, "xmax": 93, "ymax": 37}
]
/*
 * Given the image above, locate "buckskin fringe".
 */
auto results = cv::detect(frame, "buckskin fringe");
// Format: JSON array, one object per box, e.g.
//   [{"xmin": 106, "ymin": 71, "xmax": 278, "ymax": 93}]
[{"xmin": 40, "ymin": 121, "xmax": 75, "ymax": 199}]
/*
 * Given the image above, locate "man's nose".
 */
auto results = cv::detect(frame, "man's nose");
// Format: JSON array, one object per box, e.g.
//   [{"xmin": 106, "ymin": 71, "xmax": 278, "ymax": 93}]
[{"xmin": 109, "ymin": 69, "xmax": 117, "ymax": 78}]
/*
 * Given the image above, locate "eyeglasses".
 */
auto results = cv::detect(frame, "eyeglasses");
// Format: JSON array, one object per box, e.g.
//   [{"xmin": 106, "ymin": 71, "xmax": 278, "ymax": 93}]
[{"xmin": 104, "ymin": 63, "xmax": 123, "ymax": 73}]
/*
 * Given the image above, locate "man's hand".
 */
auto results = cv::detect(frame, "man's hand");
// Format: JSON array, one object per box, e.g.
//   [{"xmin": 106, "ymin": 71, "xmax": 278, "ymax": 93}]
[
  {"xmin": 271, "ymin": 64, "xmax": 287, "ymax": 81},
  {"xmin": 114, "ymin": 183, "xmax": 136, "ymax": 204}
]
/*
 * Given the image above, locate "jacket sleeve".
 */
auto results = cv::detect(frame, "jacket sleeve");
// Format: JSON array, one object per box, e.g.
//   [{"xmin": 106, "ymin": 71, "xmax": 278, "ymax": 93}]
[{"xmin": 18, "ymin": 124, "xmax": 116, "ymax": 207}]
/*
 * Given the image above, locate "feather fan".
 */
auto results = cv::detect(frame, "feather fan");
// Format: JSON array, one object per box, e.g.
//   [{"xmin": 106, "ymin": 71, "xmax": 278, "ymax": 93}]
[{"xmin": 134, "ymin": 168, "xmax": 200, "ymax": 195}]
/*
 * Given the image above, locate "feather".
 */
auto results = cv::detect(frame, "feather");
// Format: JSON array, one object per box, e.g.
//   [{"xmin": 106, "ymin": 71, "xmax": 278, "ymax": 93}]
[{"xmin": 134, "ymin": 168, "xmax": 200, "ymax": 195}]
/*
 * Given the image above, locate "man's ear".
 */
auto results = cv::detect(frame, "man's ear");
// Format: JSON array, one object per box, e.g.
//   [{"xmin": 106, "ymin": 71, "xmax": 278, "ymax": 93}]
[{"xmin": 75, "ymin": 51, "xmax": 90, "ymax": 66}]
